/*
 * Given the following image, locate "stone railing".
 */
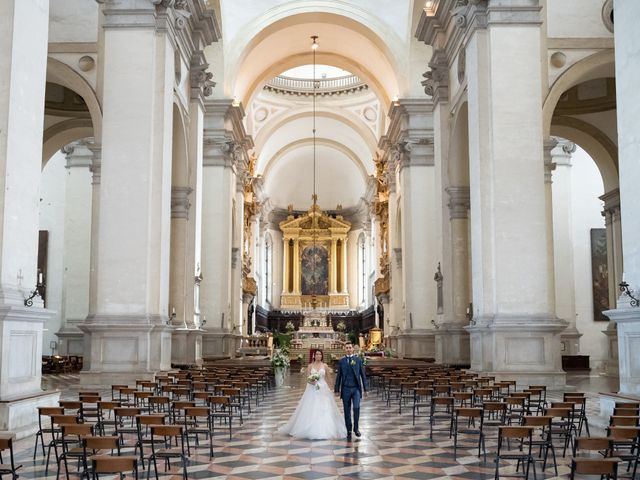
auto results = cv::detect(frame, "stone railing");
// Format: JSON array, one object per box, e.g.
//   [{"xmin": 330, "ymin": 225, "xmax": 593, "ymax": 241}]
[{"xmin": 264, "ymin": 74, "xmax": 368, "ymax": 96}]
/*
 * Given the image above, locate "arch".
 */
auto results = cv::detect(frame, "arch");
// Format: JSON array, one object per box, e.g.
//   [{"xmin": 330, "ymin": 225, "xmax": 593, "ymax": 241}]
[
  {"xmin": 261, "ymin": 137, "xmax": 370, "ymax": 182},
  {"xmin": 245, "ymin": 52, "xmax": 392, "ymax": 109},
  {"xmin": 550, "ymin": 118, "xmax": 618, "ymax": 192},
  {"xmin": 448, "ymin": 101, "xmax": 470, "ymax": 187},
  {"xmin": 228, "ymin": 11, "xmax": 403, "ymax": 108},
  {"xmin": 542, "ymin": 50, "xmax": 615, "ymax": 138},
  {"xmin": 46, "ymin": 57, "xmax": 102, "ymax": 142},
  {"xmin": 42, "ymin": 119, "xmax": 94, "ymax": 166},
  {"xmin": 171, "ymin": 103, "xmax": 189, "ymax": 187},
  {"xmin": 253, "ymin": 106, "xmax": 378, "ymax": 155}
]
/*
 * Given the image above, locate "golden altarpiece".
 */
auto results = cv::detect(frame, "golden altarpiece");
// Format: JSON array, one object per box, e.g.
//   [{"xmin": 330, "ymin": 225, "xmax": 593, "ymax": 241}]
[{"xmin": 280, "ymin": 201, "xmax": 351, "ymax": 310}]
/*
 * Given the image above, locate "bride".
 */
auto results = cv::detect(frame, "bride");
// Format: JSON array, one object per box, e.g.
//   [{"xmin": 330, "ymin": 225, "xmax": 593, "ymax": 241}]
[{"xmin": 278, "ymin": 349, "xmax": 347, "ymax": 439}]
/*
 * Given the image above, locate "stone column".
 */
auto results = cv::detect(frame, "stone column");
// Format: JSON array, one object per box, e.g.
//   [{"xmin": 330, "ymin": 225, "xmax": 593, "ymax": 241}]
[
  {"xmin": 603, "ymin": 0, "xmax": 640, "ymax": 395},
  {"xmin": 390, "ymin": 100, "xmax": 438, "ymax": 360},
  {"xmin": 80, "ymin": 0, "xmax": 179, "ymax": 385},
  {"xmin": 56, "ymin": 143, "xmax": 93, "ymax": 357},
  {"xmin": 601, "ymin": 189, "xmax": 621, "ymax": 377},
  {"xmin": 463, "ymin": 2, "xmax": 566, "ymax": 386},
  {"xmin": 231, "ymin": 184, "xmax": 245, "ymax": 337},
  {"xmin": 341, "ymin": 236, "xmax": 348, "ymax": 294},
  {"xmin": 292, "ymin": 239, "xmax": 301, "ymax": 294},
  {"xmin": 201, "ymin": 100, "xmax": 235, "ymax": 357},
  {"xmin": 385, "ymin": 168, "xmax": 402, "ymax": 348},
  {"xmin": 330, "ymin": 239, "xmax": 338, "ymax": 293},
  {"xmin": 282, "ymin": 237, "xmax": 290, "ymax": 294},
  {"xmin": 0, "ymin": 0, "xmax": 59, "ymax": 436},
  {"xmin": 550, "ymin": 140, "xmax": 582, "ymax": 354},
  {"xmin": 436, "ymin": 186, "xmax": 471, "ymax": 366},
  {"xmin": 169, "ymin": 186, "xmax": 194, "ymax": 364}
]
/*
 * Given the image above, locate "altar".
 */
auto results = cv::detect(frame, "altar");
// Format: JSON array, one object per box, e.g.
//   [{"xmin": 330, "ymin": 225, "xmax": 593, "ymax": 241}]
[{"xmin": 291, "ymin": 310, "xmax": 344, "ymax": 349}]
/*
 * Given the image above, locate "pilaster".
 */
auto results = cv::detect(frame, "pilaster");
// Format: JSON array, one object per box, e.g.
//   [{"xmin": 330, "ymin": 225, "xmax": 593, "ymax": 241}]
[{"xmin": 0, "ymin": 0, "xmax": 60, "ymax": 436}]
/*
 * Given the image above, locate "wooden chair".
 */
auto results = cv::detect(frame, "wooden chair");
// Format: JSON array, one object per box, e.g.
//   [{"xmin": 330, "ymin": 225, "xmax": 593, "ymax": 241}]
[
  {"xmin": 494, "ymin": 426, "xmax": 536, "ymax": 480},
  {"xmin": 570, "ymin": 457, "xmax": 619, "ymax": 479},
  {"xmin": 209, "ymin": 396, "xmax": 234, "ymax": 440},
  {"xmin": 412, "ymin": 388, "xmax": 432, "ymax": 426},
  {"xmin": 91, "ymin": 455, "xmax": 139, "ymax": 480},
  {"xmin": 0, "ymin": 434, "xmax": 21, "ymax": 480},
  {"xmin": 523, "ymin": 415, "xmax": 557, "ymax": 476},
  {"xmin": 57, "ymin": 423, "xmax": 94, "ymax": 480},
  {"xmin": 82, "ymin": 436, "xmax": 121, "ymax": 479},
  {"xmin": 45, "ymin": 414, "xmax": 80, "ymax": 475},
  {"xmin": 147, "ymin": 425, "xmax": 188, "ymax": 480},
  {"xmin": 183, "ymin": 406, "xmax": 214, "ymax": 459},
  {"xmin": 33, "ymin": 406, "xmax": 64, "ymax": 459},
  {"xmin": 453, "ymin": 407, "xmax": 486, "ymax": 461},
  {"xmin": 430, "ymin": 396, "xmax": 454, "ymax": 439}
]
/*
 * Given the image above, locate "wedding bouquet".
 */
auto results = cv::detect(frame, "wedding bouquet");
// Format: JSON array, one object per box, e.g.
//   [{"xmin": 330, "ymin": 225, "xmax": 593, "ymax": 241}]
[{"xmin": 307, "ymin": 372, "xmax": 321, "ymax": 390}]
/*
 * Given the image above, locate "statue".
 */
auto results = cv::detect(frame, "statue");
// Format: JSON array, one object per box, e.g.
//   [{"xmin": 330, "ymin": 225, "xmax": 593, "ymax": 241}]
[
  {"xmin": 434, "ymin": 262, "xmax": 443, "ymax": 314},
  {"xmin": 376, "ymin": 301, "xmax": 384, "ymax": 325}
]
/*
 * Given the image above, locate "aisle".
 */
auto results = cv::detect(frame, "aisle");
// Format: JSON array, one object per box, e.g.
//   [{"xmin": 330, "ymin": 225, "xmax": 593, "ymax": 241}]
[{"xmin": 11, "ymin": 371, "xmax": 594, "ymax": 479}]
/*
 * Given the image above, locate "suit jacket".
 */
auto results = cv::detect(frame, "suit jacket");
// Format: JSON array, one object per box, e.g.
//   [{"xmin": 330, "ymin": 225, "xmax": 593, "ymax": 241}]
[{"xmin": 334, "ymin": 355, "xmax": 368, "ymax": 395}]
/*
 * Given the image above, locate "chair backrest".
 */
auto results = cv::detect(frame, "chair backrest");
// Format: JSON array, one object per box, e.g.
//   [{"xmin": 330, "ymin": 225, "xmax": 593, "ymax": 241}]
[
  {"xmin": 83, "ymin": 435, "xmax": 120, "ymax": 450},
  {"xmin": 432, "ymin": 396, "xmax": 454, "ymax": 406},
  {"xmin": 609, "ymin": 416, "xmax": 640, "ymax": 427},
  {"xmin": 456, "ymin": 407, "xmax": 482, "ymax": 419},
  {"xmin": 150, "ymin": 424, "xmax": 183, "ymax": 438},
  {"xmin": 61, "ymin": 423, "xmax": 93, "ymax": 437},
  {"xmin": 92, "ymin": 455, "xmax": 138, "ymax": 474},
  {"xmin": 571, "ymin": 458, "xmax": 619, "ymax": 476},
  {"xmin": 0, "ymin": 433, "xmax": 14, "ymax": 450},
  {"xmin": 574, "ymin": 437, "xmax": 612, "ymax": 453},
  {"xmin": 483, "ymin": 401, "xmax": 507, "ymax": 413},
  {"xmin": 607, "ymin": 426, "xmax": 640, "ymax": 440},
  {"xmin": 136, "ymin": 414, "xmax": 167, "ymax": 427},
  {"xmin": 545, "ymin": 407, "xmax": 571, "ymax": 418},
  {"xmin": 523, "ymin": 415, "xmax": 552, "ymax": 428},
  {"xmin": 51, "ymin": 414, "xmax": 80, "ymax": 426},
  {"xmin": 184, "ymin": 407, "xmax": 210, "ymax": 419},
  {"xmin": 614, "ymin": 407, "xmax": 640, "ymax": 416},
  {"xmin": 499, "ymin": 426, "xmax": 533, "ymax": 440}
]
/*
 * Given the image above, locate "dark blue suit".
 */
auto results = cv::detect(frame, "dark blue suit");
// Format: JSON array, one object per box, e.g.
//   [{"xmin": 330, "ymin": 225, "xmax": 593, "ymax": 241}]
[{"xmin": 334, "ymin": 355, "xmax": 368, "ymax": 434}]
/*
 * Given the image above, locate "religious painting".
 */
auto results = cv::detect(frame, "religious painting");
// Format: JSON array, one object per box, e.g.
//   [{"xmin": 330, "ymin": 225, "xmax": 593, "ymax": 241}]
[
  {"xmin": 590, "ymin": 228, "xmax": 609, "ymax": 321},
  {"xmin": 301, "ymin": 246, "xmax": 329, "ymax": 295}
]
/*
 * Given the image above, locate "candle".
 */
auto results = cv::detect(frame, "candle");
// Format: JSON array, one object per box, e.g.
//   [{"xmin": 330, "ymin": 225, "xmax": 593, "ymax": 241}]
[
  {"xmin": 38, "ymin": 272, "xmax": 43, "ymax": 284},
  {"xmin": 172, "ymin": 307, "xmax": 176, "ymax": 315}
]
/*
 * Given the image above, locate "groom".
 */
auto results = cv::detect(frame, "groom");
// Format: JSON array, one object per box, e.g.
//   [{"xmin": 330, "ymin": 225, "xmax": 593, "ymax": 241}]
[{"xmin": 334, "ymin": 342, "xmax": 367, "ymax": 440}]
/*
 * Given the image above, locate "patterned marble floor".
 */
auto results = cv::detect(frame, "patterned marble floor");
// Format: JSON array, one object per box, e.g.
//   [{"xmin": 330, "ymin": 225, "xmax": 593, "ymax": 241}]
[{"xmin": 11, "ymin": 372, "xmax": 619, "ymax": 479}]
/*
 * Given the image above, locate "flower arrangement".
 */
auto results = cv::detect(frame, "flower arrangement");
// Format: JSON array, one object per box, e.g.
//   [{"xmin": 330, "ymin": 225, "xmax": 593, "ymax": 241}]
[
  {"xmin": 307, "ymin": 372, "xmax": 321, "ymax": 390},
  {"xmin": 367, "ymin": 345, "xmax": 380, "ymax": 353},
  {"xmin": 383, "ymin": 348, "xmax": 397, "ymax": 358},
  {"xmin": 296, "ymin": 353, "xmax": 303, "ymax": 362},
  {"xmin": 336, "ymin": 320, "xmax": 346, "ymax": 332},
  {"xmin": 271, "ymin": 348, "xmax": 290, "ymax": 369},
  {"xmin": 358, "ymin": 351, "xmax": 368, "ymax": 366},
  {"xmin": 284, "ymin": 320, "xmax": 295, "ymax": 332}
]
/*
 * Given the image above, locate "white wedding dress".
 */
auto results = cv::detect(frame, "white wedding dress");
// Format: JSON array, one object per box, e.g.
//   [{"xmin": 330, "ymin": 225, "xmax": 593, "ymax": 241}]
[{"xmin": 278, "ymin": 367, "xmax": 348, "ymax": 439}]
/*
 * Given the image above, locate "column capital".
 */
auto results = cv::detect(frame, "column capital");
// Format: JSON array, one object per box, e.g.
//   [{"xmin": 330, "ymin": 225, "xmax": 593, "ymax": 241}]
[
  {"xmin": 171, "ymin": 186, "xmax": 192, "ymax": 219},
  {"xmin": 600, "ymin": 188, "xmax": 620, "ymax": 215},
  {"xmin": 422, "ymin": 48, "xmax": 449, "ymax": 104},
  {"xmin": 63, "ymin": 142, "xmax": 93, "ymax": 169},
  {"xmin": 446, "ymin": 186, "xmax": 471, "ymax": 220},
  {"xmin": 551, "ymin": 138, "xmax": 575, "ymax": 167},
  {"xmin": 189, "ymin": 50, "xmax": 215, "ymax": 106}
]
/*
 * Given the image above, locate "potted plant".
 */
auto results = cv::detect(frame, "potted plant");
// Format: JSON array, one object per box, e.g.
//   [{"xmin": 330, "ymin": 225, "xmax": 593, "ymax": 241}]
[{"xmin": 271, "ymin": 348, "xmax": 290, "ymax": 387}]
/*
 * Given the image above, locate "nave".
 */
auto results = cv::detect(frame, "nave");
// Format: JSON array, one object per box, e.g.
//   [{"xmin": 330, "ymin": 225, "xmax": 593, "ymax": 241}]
[{"xmin": 8, "ymin": 371, "xmax": 618, "ymax": 480}]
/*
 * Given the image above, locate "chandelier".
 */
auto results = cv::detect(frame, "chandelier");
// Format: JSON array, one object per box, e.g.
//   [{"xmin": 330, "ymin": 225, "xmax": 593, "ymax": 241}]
[{"xmin": 310, "ymin": 34, "xmax": 319, "ymax": 310}]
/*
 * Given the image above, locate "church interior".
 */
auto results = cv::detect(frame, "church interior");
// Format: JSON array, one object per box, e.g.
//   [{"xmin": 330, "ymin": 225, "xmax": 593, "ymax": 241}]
[{"xmin": 1, "ymin": 0, "xmax": 639, "ymax": 478}]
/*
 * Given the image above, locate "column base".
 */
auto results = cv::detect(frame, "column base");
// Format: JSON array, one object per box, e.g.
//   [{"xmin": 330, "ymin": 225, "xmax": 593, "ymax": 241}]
[
  {"xmin": 202, "ymin": 330, "xmax": 238, "ymax": 358},
  {"xmin": 604, "ymin": 307, "xmax": 640, "ymax": 395},
  {"xmin": 171, "ymin": 328, "xmax": 203, "ymax": 366},
  {"xmin": 78, "ymin": 315, "xmax": 173, "ymax": 386},
  {"xmin": 560, "ymin": 327, "xmax": 582, "ymax": 355},
  {"xmin": 0, "ymin": 305, "xmax": 54, "ymax": 398},
  {"xmin": 434, "ymin": 323, "xmax": 470, "ymax": 366},
  {"xmin": 397, "ymin": 329, "xmax": 436, "ymax": 360},
  {"xmin": 56, "ymin": 323, "xmax": 84, "ymax": 356},
  {"xmin": 602, "ymin": 321, "xmax": 619, "ymax": 378},
  {"xmin": 0, "ymin": 390, "xmax": 61, "ymax": 439},
  {"xmin": 467, "ymin": 315, "xmax": 567, "ymax": 388}
]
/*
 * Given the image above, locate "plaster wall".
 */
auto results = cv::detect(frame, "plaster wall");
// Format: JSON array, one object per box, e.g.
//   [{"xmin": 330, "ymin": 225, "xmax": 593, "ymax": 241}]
[
  {"xmin": 48, "ymin": 0, "xmax": 99, "ymax": 43},
  {"xmin": 38, "ymin": 151, "xmax": 66, "ymax": 353},
  {"xmin": 570, "ymin": 146, "xmax": 607, "ymax": 370},
  {"xmin": 546, "ymin": 0, "xmax": 612, "ymax": 39}
]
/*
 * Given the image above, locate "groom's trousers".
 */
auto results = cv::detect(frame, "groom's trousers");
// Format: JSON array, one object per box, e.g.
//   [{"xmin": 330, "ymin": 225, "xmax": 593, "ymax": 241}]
[{"xmin": 341, "ymin": 386, "xmax": 361, "ymax": 433}]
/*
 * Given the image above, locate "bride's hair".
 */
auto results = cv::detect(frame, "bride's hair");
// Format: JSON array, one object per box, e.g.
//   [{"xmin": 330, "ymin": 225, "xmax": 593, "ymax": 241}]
[{"xmin": 310, "ymin": 349, "xmax": 323, "ymax": 362}]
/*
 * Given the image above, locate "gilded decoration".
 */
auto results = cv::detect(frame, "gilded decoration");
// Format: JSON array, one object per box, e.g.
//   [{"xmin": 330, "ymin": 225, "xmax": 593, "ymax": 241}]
[
  {"xmin": 279, "ymin": 200, "xmax": 351, "ymax": 310},
  {"xmin": 242, "ymin": 154, "xmax": 258, "ymax": 297},
  {"xmin": 373, "ymin": 152, "xmax": 391, "ymax": 297}
]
